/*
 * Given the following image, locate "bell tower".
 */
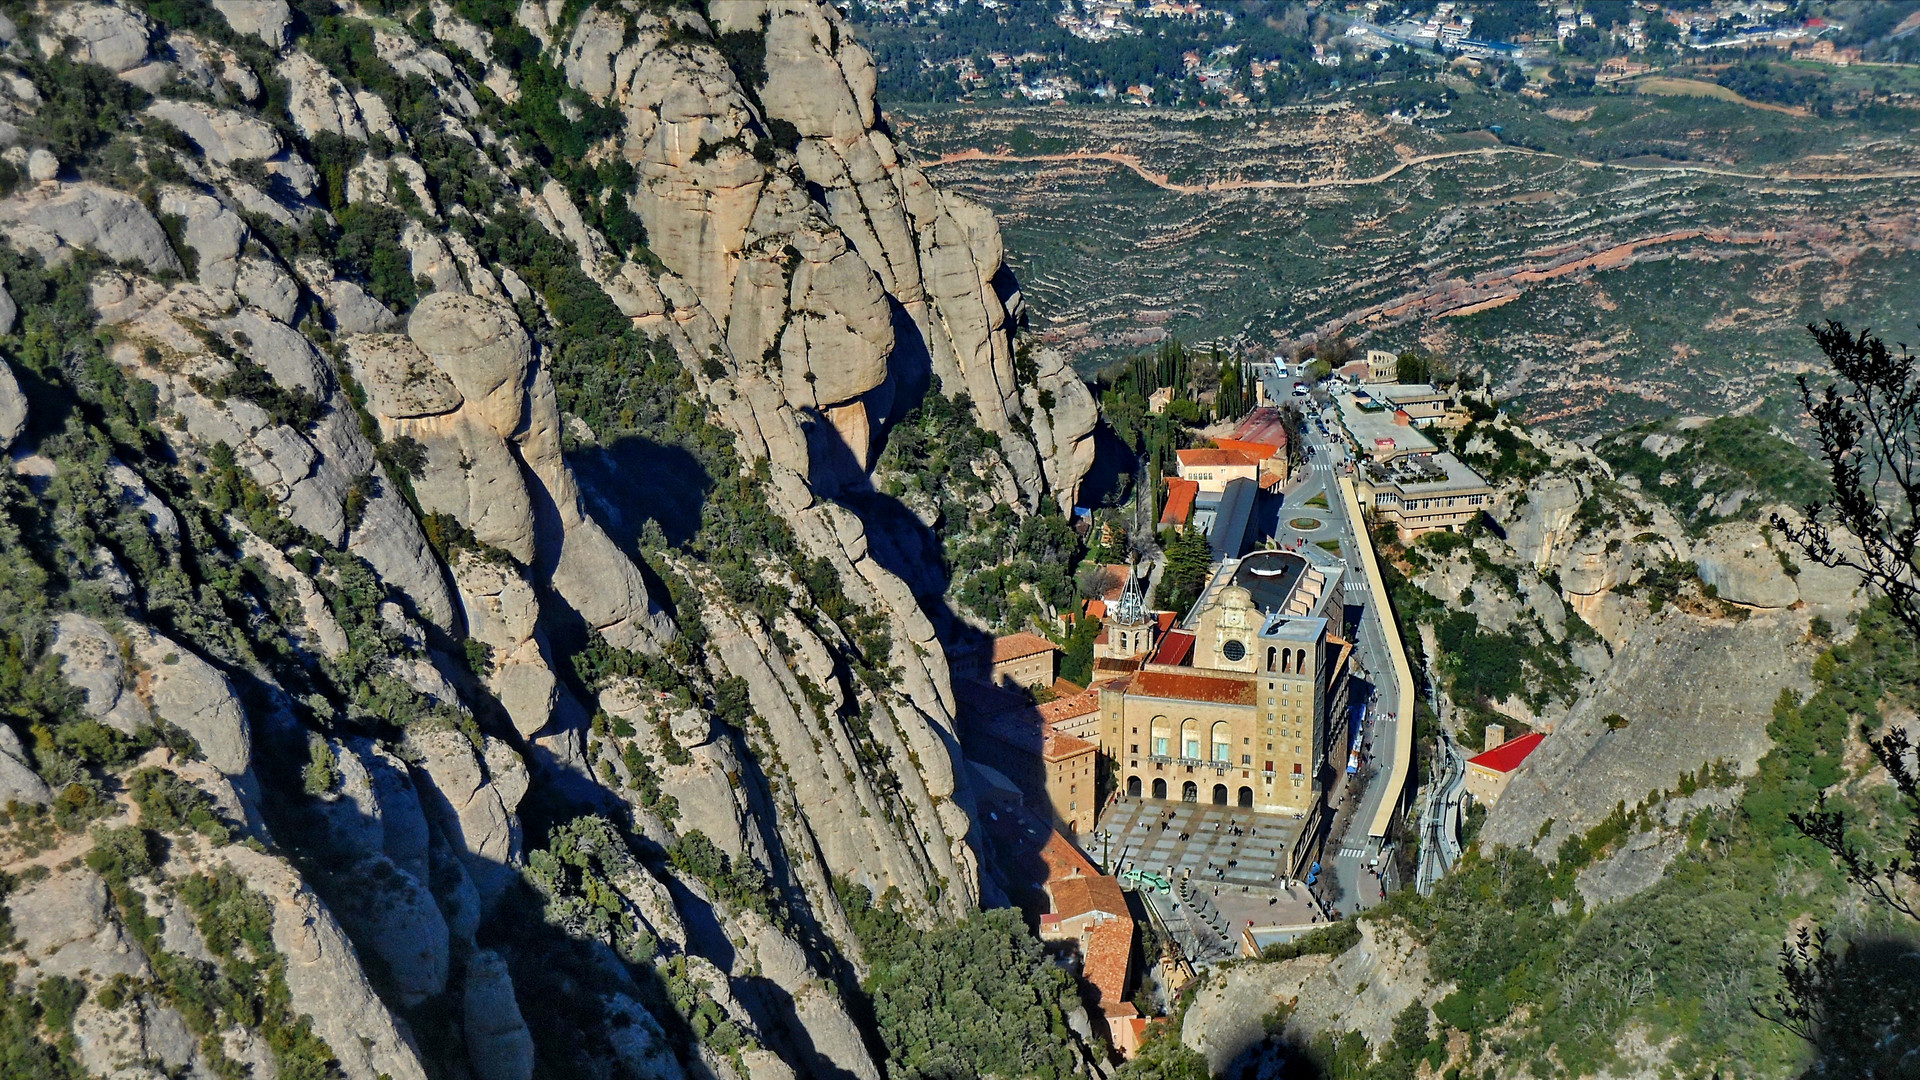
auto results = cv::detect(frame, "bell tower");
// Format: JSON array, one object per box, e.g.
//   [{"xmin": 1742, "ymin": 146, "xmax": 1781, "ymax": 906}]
[{"xmin": 1101, "ymin": 568, "xmax": 1157, "ymax": 661}]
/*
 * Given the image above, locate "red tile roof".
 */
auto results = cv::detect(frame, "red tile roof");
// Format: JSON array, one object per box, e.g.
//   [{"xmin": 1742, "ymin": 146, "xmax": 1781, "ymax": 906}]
[
  {"xmin": 1129, "ymin": 670, "xmax": 1254, "ymax": 706},
  {"xmin": 1177, "ymin": 448, "xmax": 1262, "ymax": 469},
  {"xmin": 1150, "ymin": 630, "xmax": 1195, "ymax": 667},
  {"xmin": 1040, "ymin": 686, "xmax": 1101, "ymax": 726},
  {"xmin": 1161, "ymin": 478, "xmax": 1199, "ymax": 526},
  {"xmin": 1044, "ymin": 730, "xmax": 1097, "ymax": 762},
  {"xmin": 1213, "ymin": 437, "xmax": 1281, "ymax": 463},
  {"xmin": 1083, "ymin": 918, "xmax": 1133, "ymax": 1011},
  {"xmin": 1155, "ymin": 612, "xmax": 1177, "ymax": 633},
  {"xmin": 1085, "ymin": 599, "xmax": 1108, "ymax": 619},
  {"xmin": 1040, "ymin": 830, "xmax": 1099, "ymax": 879},
  {"xmin": 1468, "ymin": 731, "xmax": 1544, "ymax": 774},
  {"xmin": 1230, "ymin": 408, "xmax": 1291, "ymax": 448},
  {"xmin": 993, "ymin": 632, "xmax": 1060, "ymax": 663}
]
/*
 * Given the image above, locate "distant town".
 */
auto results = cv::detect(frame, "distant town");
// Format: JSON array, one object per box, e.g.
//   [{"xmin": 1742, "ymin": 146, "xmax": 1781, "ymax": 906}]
[{"xmin": 848, "ymin": 0, "xmax": 1907, "ymax": 111}]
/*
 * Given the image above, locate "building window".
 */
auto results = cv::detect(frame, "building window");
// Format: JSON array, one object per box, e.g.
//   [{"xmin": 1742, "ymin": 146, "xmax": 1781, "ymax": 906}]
[
  {"xmin": 1242, "ymin": 754, "xmax": 1252, "ymax": 765},
  {"xmin": 1130, "ymin": 744, "xmax": 1138, "ymax": 754}
]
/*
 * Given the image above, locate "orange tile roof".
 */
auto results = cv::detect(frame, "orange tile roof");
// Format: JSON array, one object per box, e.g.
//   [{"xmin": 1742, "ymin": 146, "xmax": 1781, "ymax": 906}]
[
  {"xmin": 1043, "ymin": 729, "xmax": 1097, "ymax": 762},
  {"xmin": 1213, "ymin": 437, "xmax": 1281, "ymax": 462},
  {"xmin": 1094, "ymin": 658, "xmax": 1141, "ymax": 674},
  {"xmin": 1259, "ymin": 473, "xmax": 1284, "ymax": 490},
  {"xmin": 1083, "ymin": 917, "xmax": 1134, "ymax": 1010},
  {"xmin": 993, "ymin": 631, "xmax": 1060, "ymax": 663},
  {"xmin": 1049, "ymin": 872, "xmax": 1127, "ymax": 922},
  {"xmin": 1040, "ymin": 686, "xmax": 1101, "ymax": 726},
  {"xmin": 1129, "ymin": 669, "xmax": 1255, "ymax": 706},
  {"xmin": 1040, "ymin": 829, "xmax": 1099, "ymax": 879},
  {"xmin": 1085, "ymin": 598, "xmax": 1108, "ymax": 619},
  {"xmin": 1176, "ymin": 448, "xmax": 1261, "ymax": 469},
  {"xmin": 1161, "ymin": 478, "xmax": 1199, "ymax": 526}
]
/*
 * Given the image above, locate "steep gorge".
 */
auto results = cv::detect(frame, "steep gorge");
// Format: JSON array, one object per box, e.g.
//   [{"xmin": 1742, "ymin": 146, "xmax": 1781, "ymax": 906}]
[{"xmin": 0, "ymin": 2, "xmax": 1098, "ymax": 1078}]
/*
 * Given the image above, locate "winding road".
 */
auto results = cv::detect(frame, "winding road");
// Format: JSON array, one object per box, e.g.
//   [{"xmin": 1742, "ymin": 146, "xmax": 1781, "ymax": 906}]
[{"xmin": 924, "ymin": 144, "xmax": 1920, "ymax": 193}]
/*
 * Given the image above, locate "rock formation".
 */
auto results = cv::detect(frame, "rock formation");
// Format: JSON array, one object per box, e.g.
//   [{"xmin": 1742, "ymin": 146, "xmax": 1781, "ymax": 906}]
[{"xmin": 0, "ymin": 2, "xmax": 1099, "ymax": 1076}]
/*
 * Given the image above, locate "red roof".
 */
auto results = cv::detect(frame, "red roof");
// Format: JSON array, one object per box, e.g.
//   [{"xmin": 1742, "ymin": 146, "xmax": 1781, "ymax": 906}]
[
  {"xmin": 1230, "ymin": 408, "xmax": 1290, "ymax": 448},
  {"xmin": 993, "ymin": 632, "xmax": 1060, "ymax": 663},
  {"xmin": 1150, "ymin": 630, "xmax": 1195, "ymax": 666},
  {"xmin": 1040, "ymin": 686, "xmax": 1101, "ymax": 726},
  {"xmin": 1085, "ymin": 599, "xmax": 1108, "ymax": 619},
  {"xmin": 1128, "ymin": 669, "xmax": 1254, "ymax": 706},
  {"xmin": 1155, "ymin": 612, "xmax": 1177, "ymax": 633},
  {"xmin": 1043, "ymin": 730, "xmax": 1097, "ymax": 762},
  {"xmin": 1177, "ymin": 448, "xmax": 1262, "ymax": 469},
  {"xmin": 1468, "ymin": 732, "xmax": 1544, "ymax": 774},
  {"xmin": 1161, "ymin": 478, "xmax": 1199, "ymax": 526},
  {"xmin": 1214, "ymin": 437, "xmax": 1281, "ymax": 463}
]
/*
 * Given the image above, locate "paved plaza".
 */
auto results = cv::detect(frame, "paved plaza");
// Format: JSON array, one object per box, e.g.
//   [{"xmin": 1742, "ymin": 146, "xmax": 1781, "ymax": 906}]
[
  {"xmin": 1097, "ymin": 796, "xmax": 1316, "ymax": 886},
  {"xmin": 1096, "ymin": 796, "xmax": 1332, "ymax": 960}
]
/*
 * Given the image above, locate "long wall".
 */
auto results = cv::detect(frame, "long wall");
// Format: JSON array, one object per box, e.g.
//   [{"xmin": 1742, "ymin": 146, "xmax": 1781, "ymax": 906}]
[{"xmin": 1339, "ymin": 476, "xmax": 1416, "ymax": 839}]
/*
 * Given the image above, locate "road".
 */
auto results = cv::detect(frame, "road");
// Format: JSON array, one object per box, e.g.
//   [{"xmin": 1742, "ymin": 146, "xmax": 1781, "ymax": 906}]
[
  {"xmin": 1417, "ymin": 728, "xmax": 1465, "ymax": 895},
  {"xmin": 1259, "ymin": 379, "xmax": 1406, "ymax": 916}
]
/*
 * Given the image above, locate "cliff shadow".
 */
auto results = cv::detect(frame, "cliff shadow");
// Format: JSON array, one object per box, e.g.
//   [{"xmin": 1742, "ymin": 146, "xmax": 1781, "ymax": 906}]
[
  {"xmin": 1078, "ymin": 423, "xmax": 1139, "ymax": 510},
  {"xmin": 570, "ymin": 434, "xmax": 714, "ymax": 549}
]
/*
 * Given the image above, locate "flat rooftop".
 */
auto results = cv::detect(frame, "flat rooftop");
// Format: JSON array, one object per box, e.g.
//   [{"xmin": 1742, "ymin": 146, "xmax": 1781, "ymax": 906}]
[
  {"xmin": 1335, "ymin": 393, "xmax": 1437, "ymax": 459},
  {"xmin": 1364, "ymin": 451, "xmax": 1488, "ymax": 494},
  {"xmin": 1232, "ymin": 550, "xmax": 1309, "ymax": 613}
]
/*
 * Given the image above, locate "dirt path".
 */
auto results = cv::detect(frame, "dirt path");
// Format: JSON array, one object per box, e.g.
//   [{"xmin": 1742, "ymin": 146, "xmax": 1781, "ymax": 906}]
[{"xmin": 924, "ymin": 144, "xmax": 1920, "ymax": 192}]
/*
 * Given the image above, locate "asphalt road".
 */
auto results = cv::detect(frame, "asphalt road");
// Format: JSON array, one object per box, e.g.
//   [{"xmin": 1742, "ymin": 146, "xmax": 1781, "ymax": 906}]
[{"xmin": 1262, "ymin": 380, "xmax": 1407, "ymax": 915}]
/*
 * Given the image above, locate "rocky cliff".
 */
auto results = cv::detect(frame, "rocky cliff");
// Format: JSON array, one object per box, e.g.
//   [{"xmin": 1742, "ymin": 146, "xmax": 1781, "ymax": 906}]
[{"xmin": 0, "ymin": 2, "xmax": 1097, "ymax": 1078}]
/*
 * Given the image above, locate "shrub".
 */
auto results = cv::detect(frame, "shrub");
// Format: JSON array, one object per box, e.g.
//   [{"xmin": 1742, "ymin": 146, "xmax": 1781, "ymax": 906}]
[{"xmin": 127, "ymin": 767, "xmax": 231, "ymax": 843}]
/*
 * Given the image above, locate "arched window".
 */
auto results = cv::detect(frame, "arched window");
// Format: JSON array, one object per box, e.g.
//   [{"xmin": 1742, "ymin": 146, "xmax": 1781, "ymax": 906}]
[
  {"xmin": 1238, "ymin": 786, "xmax": 1254, "ymax": 808},
  {"xmin": 1211, "ymin": 721, "xmax": 1231, "ymax": 763},
  {"xmin": 1151, "ymin": 717, "xmax": 1170, "ymax": 757},
  {"xmin": 1152, "ymin": 778, "xmax": 1167, "ymax": 799},
  {"xmin": 1211, "ymin": 784, "xmax": 1228, "ymax": 805},
  {"xmin": 1127, "ymin": 776, "xmax": 1142, "ymax": 798},
  {"xmin": 1280, "ymin": 649, "xmax": 1291, "ymax": 674},
  {"xmin": 1296, "ymin": 648, "xmax": 1308, "ymax": 674},
  {"xmin": 1181, "ymin": 719, "xmax": 1200, "ymax": 760},
  {"xmin": 1266, "ymin": 646, "xmax": 1278, "ymax": 672},
  {"xmin": 1181, "ymin": 781, "xmax": 1199, "ymax": 803}
]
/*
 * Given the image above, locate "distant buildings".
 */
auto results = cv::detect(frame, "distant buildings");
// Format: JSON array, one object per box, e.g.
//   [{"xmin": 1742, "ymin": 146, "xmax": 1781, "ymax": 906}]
[{"xmin": 1331, "ymin": 383, "xmax": 1491, "ymax": 537}]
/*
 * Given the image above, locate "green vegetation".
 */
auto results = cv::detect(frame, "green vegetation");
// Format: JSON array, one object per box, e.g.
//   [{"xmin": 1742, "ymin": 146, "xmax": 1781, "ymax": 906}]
[
  {"xmin": 1256, "ymin": 918, "xmax": 1361, "ymax": 963},
  {"xmin": 127, "ymin": 766, "xmax": 232, "ymax": 843},
  {"xmin": 1341, "ymin": 600, "xmax": 1920, "ymax": 1076},
  {"xmin": 1431, "ymin": 607, "xmax": 1580, "ymax": 715},
  {"xmin": 1597, "ymin": 415, "xmax": 1829, "ymax": 530},
  {"xmin": 1156, "ymin": 527, "xmax": 1213, "ymax": 616},
  {"xmin": 840, "ymin": 882, "xmax": 1085, "ymax": 1080}
]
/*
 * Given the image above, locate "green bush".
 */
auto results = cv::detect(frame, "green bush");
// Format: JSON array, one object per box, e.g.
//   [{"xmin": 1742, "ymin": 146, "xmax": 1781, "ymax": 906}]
[
  {"xmin": 840, "ymin": 882, "xmax": 1085, "ymax": 1080},
  {"xmin": 127, "ymin": 767, "xmax": 231, "ymax": 843}
]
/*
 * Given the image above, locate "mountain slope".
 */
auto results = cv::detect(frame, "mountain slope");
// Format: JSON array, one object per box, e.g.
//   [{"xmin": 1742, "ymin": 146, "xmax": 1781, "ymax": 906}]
[{"xmin": 0, "ymin": 2, "xmax": 1098, "ymax": 1078}]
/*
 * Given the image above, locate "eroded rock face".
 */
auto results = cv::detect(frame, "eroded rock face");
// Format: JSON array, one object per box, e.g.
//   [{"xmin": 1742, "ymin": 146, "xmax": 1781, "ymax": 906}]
[
  {"xmin": 464, "ymin": 950, "xmax": 536, "ymax": 1080},
  {"xmin": 0, "ymin": 3, "xmax": 1098, "ymax": 1074},
  {"xmin": 0, "ymin": 182, "xmax": 184, "ymax": 274}
]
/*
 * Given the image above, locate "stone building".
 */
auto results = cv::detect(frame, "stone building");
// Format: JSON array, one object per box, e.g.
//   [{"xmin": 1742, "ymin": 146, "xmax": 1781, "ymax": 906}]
[
  {"xmin": 1096, "ymin": 551, "xmax": 1352, "ymax": 817},
  {"xmin": 991, "ymin": 631, "xmax": 1061, "ymax": 690},
  {"xmin": 1464, "ymin": 730, "xmax": 1544, "ymax": 806}
]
